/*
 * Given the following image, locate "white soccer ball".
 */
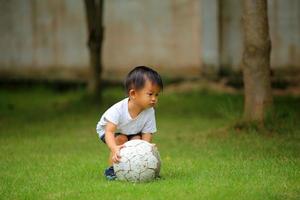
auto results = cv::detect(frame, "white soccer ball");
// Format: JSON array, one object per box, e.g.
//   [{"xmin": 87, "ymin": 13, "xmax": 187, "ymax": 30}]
[{"xmin": 113, "ymin": 139, "xmax": 161, "ymax": 182}]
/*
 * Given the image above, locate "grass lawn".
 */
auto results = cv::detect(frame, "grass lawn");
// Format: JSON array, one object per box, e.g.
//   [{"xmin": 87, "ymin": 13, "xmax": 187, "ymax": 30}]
[{"xmin": 0, "ymin": 85, "xmax": 299, "ymax": 200}]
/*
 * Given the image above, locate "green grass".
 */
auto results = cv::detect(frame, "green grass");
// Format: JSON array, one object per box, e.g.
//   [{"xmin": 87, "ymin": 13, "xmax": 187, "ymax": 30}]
[{"xmin": 0, "ymin": 86, "xmax": 299, "ymax": 200}]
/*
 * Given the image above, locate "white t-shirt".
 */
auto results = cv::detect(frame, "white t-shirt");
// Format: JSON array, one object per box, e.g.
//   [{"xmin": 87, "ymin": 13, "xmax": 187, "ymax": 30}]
[{"xmin": 96, "ymin": 97, "xmax": 157, "ymax": 138}]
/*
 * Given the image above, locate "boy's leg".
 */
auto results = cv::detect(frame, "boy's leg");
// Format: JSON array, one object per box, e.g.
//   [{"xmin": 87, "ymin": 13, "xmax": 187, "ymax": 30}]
[
  {"xmin": 127, "ymin": 132, "xmax": 142, "ymax": 141},
  {"xmin": 128, "ymin": 135, "xmax": 141, "ymax": 140}
]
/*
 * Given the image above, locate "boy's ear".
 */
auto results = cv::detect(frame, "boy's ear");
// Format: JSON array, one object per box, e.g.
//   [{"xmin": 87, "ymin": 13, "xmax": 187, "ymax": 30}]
[{"xmin": 129, "ymin": 89, "xmax": 136, "ymax": 99}]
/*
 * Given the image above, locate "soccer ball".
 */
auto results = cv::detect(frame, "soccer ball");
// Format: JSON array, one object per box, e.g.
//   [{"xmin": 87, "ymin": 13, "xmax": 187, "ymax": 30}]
[{"xmin": 113, "ymin": 139, "xmax": 161, "ymax": 182}]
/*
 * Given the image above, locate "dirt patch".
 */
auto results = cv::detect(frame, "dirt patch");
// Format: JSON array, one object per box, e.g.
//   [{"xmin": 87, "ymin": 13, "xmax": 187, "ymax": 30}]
[{"xmin": 164, "ymin": 78, "xmax": 300, "ymax": 96}]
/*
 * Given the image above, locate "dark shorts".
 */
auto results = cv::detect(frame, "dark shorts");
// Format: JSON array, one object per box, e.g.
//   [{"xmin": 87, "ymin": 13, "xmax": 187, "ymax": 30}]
[{"xmin": 100, "ymin": 132, "xmax": 142, "ymax": 144}]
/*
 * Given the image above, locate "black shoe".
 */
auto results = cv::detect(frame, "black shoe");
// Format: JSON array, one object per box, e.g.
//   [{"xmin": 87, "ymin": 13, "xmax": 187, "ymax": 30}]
[{"xmin": 104, "ymin": 166, "xmax": 116, "ymax": 180}]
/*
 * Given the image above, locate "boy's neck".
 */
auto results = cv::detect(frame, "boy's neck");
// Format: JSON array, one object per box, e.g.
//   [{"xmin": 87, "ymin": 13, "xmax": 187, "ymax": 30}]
[{"xmin": 128, "ymin": 98, "xmax": 143, "ymax": 119}]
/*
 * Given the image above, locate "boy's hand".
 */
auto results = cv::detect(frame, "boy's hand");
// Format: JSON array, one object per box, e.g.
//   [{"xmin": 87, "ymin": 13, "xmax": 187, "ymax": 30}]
[{"xmin": 111, "ymin": 145, "xmax": 124, "ymax": 163}]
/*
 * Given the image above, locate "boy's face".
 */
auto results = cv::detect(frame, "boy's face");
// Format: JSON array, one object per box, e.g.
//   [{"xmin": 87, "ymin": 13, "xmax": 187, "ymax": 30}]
[{"xmin": 130, "ymin": 79, "xmax": 161, "ymax": 109}]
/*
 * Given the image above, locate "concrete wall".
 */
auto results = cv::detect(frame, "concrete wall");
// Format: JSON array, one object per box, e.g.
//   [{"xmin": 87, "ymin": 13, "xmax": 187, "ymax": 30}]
[
  {"xmin": 268, "ymin": 0, "xmax": 300, "ymax": 69},
  {"xmin": 201, "ymin": 0, "xmax": 220, "ymax": 74},
  {"xmin": 0, "ymin": 0, "xmax": 299, "ymax": 81},
  {"xmin": 103, "ymin": 0, "xmax": 202, "ymax": 79},
  {"xmin": 0, "ymin": 0, "xmax": 89, "ymax": 80},
  {"xmin": 0, "ymin": 0, "xmax": 202, "ymax": 80},
  {"xmin": 202, "ymin": 0, "xmax": 300, "ymax": 71},
  {"xmin": 219, "ymin": 0, "xmax": 243, "ymax": 71}
]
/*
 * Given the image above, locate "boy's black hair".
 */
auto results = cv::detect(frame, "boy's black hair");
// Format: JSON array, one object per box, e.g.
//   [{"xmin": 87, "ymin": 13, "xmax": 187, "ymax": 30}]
[{"xmin": 125, "ymin": 66, "xmax": 163, "ymax": 94}]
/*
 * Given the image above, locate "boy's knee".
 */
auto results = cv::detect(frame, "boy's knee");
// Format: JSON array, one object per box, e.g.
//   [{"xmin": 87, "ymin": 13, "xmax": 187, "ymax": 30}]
[
  {"xmin": 115, "ymin": 135, "xmax": 128, "ymax": 145},
  {"xmin": 130, "ymin": 135, "xmax": 141, "ymax": 140}
]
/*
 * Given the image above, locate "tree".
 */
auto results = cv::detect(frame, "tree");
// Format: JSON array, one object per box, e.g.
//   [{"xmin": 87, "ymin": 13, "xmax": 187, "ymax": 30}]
[
  {"xmin": 84, "ymin": 0, "xmax": 104, "ymax": 98},
  {"xmin": 241, "ymin": 0, "xmax": 273, "ymax": 125}
]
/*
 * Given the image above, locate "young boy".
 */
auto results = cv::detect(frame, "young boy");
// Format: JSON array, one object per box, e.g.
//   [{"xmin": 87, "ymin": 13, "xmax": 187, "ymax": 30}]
[{"xmin": 96, "ymin": 66, "xmax": 163, "ymax": 180}]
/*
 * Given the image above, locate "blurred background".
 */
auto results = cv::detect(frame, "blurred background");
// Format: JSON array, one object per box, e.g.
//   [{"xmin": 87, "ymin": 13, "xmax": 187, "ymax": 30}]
[
  {"xmin": 1, "ymin": 1, "xmax": 300, "ymax": 199},
  {"xmin": 0, "ymin": 0, "xmax": 299, "ymax": 84}
]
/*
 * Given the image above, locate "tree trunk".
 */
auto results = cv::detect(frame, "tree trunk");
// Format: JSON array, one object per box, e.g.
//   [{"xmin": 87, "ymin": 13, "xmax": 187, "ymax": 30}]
[
  {"xmin": 242, "ymin": 0, "xmax": 272, "ymax": 123},
  {"xmin": 84, "ymin": 0, "xmax": 104, "ymax": 97}
]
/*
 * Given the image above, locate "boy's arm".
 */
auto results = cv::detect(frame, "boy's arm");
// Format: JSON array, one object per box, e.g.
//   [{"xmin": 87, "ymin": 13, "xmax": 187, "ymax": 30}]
[
  {"xmin": 105, "ymin": 121, "xmax": 123, "ymax": 163},
  {"xmin": 142, "ymin": 133, "xmax": 152, "ymax": 143},
  {"xmin": 141, "ymin": 109, "xmax": 156, "ymax": 143}
]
